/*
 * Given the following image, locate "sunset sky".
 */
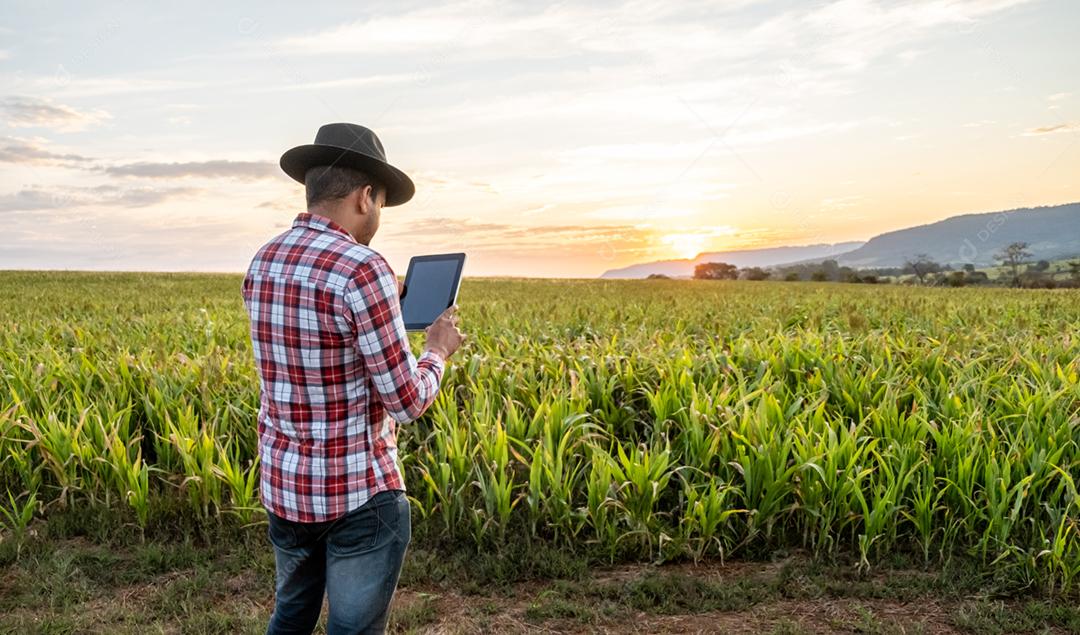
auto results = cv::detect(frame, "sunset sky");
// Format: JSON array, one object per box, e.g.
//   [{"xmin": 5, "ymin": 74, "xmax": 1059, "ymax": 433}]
[{"xmin": 2, "ymin": 0, "xmax": 1078, "ymax": 277}]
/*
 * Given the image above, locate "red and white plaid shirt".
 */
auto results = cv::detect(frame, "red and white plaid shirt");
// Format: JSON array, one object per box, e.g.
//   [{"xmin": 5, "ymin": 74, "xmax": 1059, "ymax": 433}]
[{"xmin": 242, "ymin": 212, "xmax": 445, "ymax": 523}]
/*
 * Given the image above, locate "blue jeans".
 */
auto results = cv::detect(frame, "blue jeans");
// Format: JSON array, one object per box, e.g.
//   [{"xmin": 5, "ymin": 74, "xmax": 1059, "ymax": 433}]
[{"xmin": 265, "ymin": 489, "xmax": 412, "ymax": 635}]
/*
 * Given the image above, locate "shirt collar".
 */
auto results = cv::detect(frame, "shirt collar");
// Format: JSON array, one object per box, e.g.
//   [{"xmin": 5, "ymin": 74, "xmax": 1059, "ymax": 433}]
[{"xmin": 293, "ymin": 212, "xmax": 354, "ymax": 242}]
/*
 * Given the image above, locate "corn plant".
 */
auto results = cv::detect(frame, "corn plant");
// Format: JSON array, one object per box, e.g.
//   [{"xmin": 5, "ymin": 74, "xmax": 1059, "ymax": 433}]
[
  {"xmin": 0, "ymin": 272, "xmax": 1078, "ymax": 589},
  {"xmin": 0, "ymin": 490, "xmax": 38, "ymax": 557}
]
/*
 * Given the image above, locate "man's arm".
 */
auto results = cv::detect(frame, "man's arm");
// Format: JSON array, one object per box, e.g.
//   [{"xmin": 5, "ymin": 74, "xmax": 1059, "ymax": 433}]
[
  {"xmin": 344, "ymin": 255, "xmax": 446, "ymax": 424},
  {"xmin": 241, "ymin": 274, "xmax": 252, "ymax": 310}
]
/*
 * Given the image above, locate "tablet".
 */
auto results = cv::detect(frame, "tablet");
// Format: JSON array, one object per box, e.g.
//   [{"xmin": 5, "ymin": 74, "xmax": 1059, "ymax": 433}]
[{"xmin": 400, "ymin": 253, "xmax": 466, "ymax": 331}]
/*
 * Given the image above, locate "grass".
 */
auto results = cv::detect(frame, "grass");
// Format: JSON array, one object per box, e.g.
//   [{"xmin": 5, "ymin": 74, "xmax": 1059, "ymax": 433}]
[{"xmin": 3, "ymin": 508, "xmax": 1080, "ymax": 632}]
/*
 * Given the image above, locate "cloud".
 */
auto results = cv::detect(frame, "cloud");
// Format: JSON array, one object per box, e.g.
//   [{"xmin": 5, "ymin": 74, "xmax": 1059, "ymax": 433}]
[
  {"xmin": 0, "ymin": 184, "xmax": 202, "ymax": 213},
  {"xmin": 0, "ymin": 136, "xmax": 93, "ymax": 164},
  {"xmin": 0, "ymin": 138, "xmax": 281, "ymax": 184},
  {"xmin": 1, "ymin": 95, "xmax": 111, "ymax": 131},
  {"xmin": 796, "ymin": 0, "xmax": 1034, "ymax": 71},
  {"xmin": 268, "ymin": 3, "xmax": 736, "ymax": 60},
  {"xmin": 820, "ymin": 195, "xmax": 863, "ymax": 210},
  {"xmin": 257, "ymin": 192, "xmax": 304, "ymax": 212},
  {"xmin": 31, "ymin": 76, "xmax": 204, "ymax": 98},
  {"xmin": 386, "ymin": 216, "xmax": 643, "ymax": 243},
  {"xmin": 249, "ymin": 74, "xmax": 424, "ymax": 93},
  {"xmin": 380, "ymin": 215, "xmax": 759, "ymax": 270},
  {"xmin": 268, "ymin": 2, "xmax": 749, "ymax": 60},
  {"xmin": 1024, "ymin": 122, "xmax": 1080, "ymax": 136},
  {"xmin": 101, "ymin": 159, "xmax": 281, "ymax": 181},
  {"xmin": 382, "ymin": 215, "xmax": 709, "ymax": 257},
  {"xmin": 273, "ymin": 0, "xmax": 1033, "ymax": 74},
  {"xmin": 0, "ymin": 189, "xmax": 64, "ymax": 213},
  {"xmin": 352, "ymin": 0, "xmax": 1028, "ymax": 141}
]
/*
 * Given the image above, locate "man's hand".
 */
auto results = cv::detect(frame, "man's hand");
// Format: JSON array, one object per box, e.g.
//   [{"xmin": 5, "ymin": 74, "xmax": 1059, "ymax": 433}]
[{"xmin": 424, "ymin": 305, "xmax": 465, "ymax": 360}]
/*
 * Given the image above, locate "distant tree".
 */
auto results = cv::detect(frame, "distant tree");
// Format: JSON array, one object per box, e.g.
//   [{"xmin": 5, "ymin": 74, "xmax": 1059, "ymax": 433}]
[
  {"xmin": 946, "ymin": 271, "xmax": 967, "ymax": 287},
  {"xmin": 865, "ymin": 266, "xmax": 904, "ymax": 277},
  {"xmin": 903, "ymin": 254, "xmax": 941, "ymax": 285},
  {"xmin": 1069, "ymin": 260, "xmax": 1080, "ymax": 282},
  {"xmin": 1032, "ymin": 259, "xmax": 1051, "ymax": 272},
  {"xmin": 646, "ymin": 273, "xmax": 670, "ymax": 280},
  {"xmin": 810, "ymin": 270, "xmax": 828, "ymax": 282},
  {"xmin": 742, "ymin": 266, "xmax": 771, "ymax": 281},
  {"xmin": 966, "ymin": 271, "xmax": 990, "ymax": 284},
  {"xmin": 693, "ymin": 262, "xmax": 738, "ymax": 280},
  {"xmin": 996, "ymin": 242, "xmax": 1032, "ymax": 286},
  {"xmin": 1019, "ymin": 274, "xmax": 1057, "ymax": 289},
  {"xmin": 962, "ymin": 263, "xmax": 976, "ymax": 273},
  {"xmin": 784, "ymin": 272, "xmax": 801, "ymax": 282},
  {"xmin": 861, "ymin": 274, "xmax": 878, "ymax": 284}
]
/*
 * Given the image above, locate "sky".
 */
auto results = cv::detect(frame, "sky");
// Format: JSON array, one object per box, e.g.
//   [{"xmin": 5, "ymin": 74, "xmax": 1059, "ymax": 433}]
[{"xmin": 1, "ymin": 0, "xmax": 1078, "ymax": 278}]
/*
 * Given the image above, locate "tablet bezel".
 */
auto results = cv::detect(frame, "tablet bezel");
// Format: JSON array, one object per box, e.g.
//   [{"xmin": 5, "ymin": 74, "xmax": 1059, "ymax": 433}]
[{"xmin": 401, "ymin": 252, "xmax": 466, "ymax": 331}]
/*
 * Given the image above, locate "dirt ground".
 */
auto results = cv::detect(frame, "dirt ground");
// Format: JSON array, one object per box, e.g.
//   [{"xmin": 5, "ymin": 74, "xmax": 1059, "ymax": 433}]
[
  {"xmin": 388, "ymin": 561, "xmax": 972, "ymax": 635},
  {"xmin": 2, "ymin": 538, "xmax": 1075, "ymax": 634}
]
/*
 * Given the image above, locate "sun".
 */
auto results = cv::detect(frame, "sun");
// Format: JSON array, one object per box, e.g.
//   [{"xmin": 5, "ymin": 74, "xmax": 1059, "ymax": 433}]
[{"xmin": 663, "ymin": 233, "xmax": 707, "ymax": 260}]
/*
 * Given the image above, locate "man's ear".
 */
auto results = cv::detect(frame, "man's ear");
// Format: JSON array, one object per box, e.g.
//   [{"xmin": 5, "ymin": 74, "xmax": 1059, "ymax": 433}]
[
  {"xmin": 350, "ymin": 186, "xmax": 365, "ymax": 215},
  {"xmin": 358, "ymin": 185, "xmax": 377, "ymax": 213}
]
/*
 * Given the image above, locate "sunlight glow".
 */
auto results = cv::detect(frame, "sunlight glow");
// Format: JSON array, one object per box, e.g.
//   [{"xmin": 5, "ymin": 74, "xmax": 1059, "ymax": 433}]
[{"xmin": 662, "ymin": 233, "xmax": 708, "ymax": 260}]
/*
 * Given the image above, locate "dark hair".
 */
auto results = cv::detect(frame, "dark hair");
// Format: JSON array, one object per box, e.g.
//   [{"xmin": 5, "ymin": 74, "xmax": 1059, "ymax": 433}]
[{"xmin": 304, "ymin": 165, "xmax": 383, "ymax": 207}]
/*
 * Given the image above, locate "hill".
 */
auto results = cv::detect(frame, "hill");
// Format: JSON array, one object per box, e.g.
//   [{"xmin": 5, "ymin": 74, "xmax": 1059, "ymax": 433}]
[{"xmin": 833, "ymin": 202, "xmax": 1080, "ymax": 267}]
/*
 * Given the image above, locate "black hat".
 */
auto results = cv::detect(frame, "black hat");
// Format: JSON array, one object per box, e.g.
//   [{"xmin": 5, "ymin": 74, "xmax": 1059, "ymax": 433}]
[{"xmin": 279, "ymin": 123, "xmax": 415, "ymax": 206}]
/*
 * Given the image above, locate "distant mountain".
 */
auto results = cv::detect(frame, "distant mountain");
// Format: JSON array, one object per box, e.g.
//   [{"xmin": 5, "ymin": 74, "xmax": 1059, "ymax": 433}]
[
  {"xmin": 832, "ymin": 203, "xmax": 1080, "ymax": 267},
  {"xmin": 600, "ymin": 242, "xmax": 864, "ymax": 279}
]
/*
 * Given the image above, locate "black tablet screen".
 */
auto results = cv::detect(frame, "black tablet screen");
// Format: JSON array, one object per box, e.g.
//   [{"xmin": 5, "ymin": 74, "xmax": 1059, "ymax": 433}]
[{"xmin": 400, "ymin": 254, "xmax": 464, "ymax": 330}]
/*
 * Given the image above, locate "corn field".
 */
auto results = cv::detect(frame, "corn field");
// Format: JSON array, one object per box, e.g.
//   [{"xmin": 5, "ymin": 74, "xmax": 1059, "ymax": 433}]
[{"xmin": 2, "ymin": 272, "xmax": 1079, "ymax": 590}]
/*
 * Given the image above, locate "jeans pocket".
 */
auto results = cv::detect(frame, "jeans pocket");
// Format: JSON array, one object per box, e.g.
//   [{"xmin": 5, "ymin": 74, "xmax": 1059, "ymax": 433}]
[
  {"xmin": 266, "ymin": 512, "xmax": 301, "ymax": 552},
  {"xmin": 326, "ymin": 500, "xmax": 383, "ymax": 557}
]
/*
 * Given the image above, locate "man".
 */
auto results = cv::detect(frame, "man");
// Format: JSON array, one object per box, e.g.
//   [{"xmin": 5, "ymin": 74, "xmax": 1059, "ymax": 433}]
[{"xmin": 242, "ymin": 122, "xmax": 465, "ymax": 634}]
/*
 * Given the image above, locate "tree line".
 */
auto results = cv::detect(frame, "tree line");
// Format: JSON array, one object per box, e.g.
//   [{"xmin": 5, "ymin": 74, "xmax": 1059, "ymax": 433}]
[{"xmin": 682, "ymin": 242, "xmax": 1080, "ymax": 288}]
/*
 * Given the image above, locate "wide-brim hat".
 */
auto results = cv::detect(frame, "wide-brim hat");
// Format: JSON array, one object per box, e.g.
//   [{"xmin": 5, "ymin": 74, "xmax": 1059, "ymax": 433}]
[{"xmin": 280, "ymin": 123, "xmax": 415, "ymax": 206}]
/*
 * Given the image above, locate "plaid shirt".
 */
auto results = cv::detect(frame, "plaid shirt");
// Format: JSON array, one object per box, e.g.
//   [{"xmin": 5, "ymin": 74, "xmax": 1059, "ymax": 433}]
[{"xmin": 242, "ymin": 212, "xmax": 445, "ymax": 523}]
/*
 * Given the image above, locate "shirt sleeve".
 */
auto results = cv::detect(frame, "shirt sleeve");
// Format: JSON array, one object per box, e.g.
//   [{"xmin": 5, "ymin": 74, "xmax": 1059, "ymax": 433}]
[{"xmin": 342, "ymin": 254, "xmax": 446, "ymax": 424}]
